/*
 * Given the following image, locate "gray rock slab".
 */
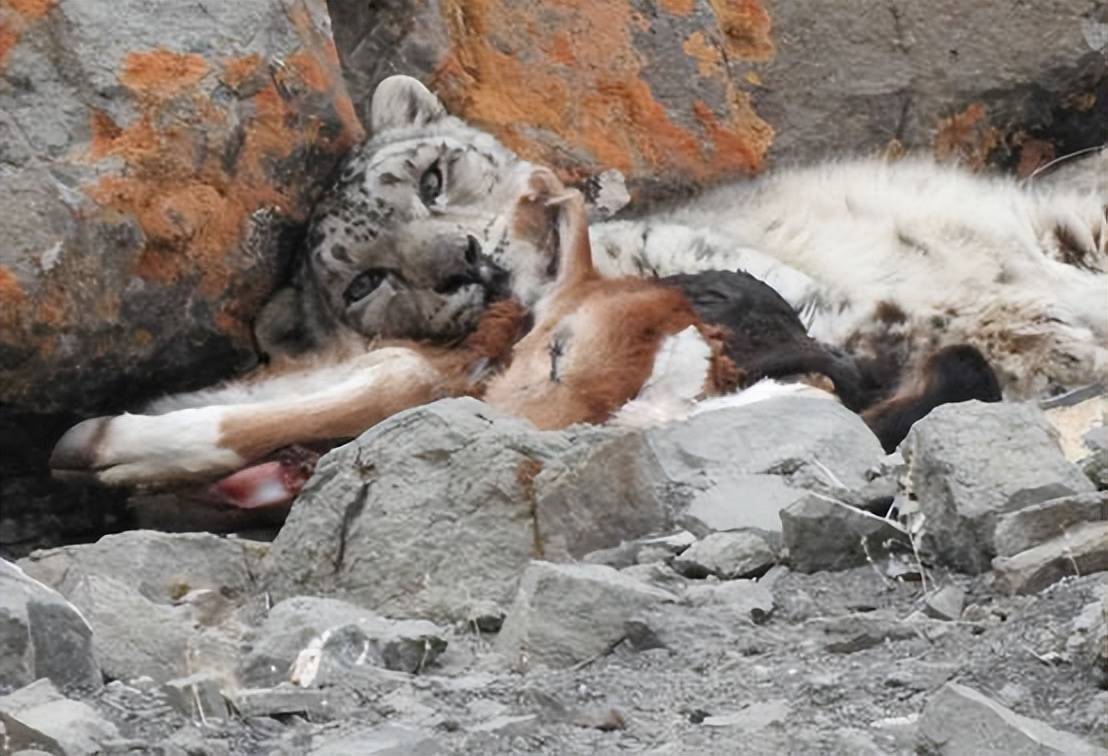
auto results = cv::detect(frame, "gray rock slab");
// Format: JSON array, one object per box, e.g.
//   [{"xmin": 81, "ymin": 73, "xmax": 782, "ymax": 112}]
[
  {"xmin": 918, "ymin": 681, "xmax": 1107, "ymax": 755},
  {"xmin": 672, "ymin": 531, "xmax": 777, "ymax": 579},
  {"xmin": 682, "ymin": 579, "xmax": 775, "ymax": 624},
  {"xmin": 680, "ymin": 474, "xmax": 808, "ymax": 536},
  {"xmin": 239, "ymin": 596, "xmax": 447, "ymax": 687},
  {"xmin": 163, "ymin": 672, "xmax": 228, "ymax": 722},
  {"xmin": 0, "ymin": 679, "xmax": 119, "ymax": 756},
  {"xmin": 0, "ymin": 0, "xmax": 360, "ymax": 413},
  {"xmin": 19, "ymin": 531, "xmax": 262, "ymax": 605},
  {"xmin": 0, "ymin": 559, "xmax": 100, "ymax": 695},
  {"xmin": 226, "ymin": 685, "xmax": 341, "ymax": 721},
  {"xmin": 496, "ymin": 561, "xmax": 676, "ymax": 669},
  {"xmin": 904, "ymin": 401, "xmax": 1095, "ymax": 573},
  {"xmin": 59, "ymin": 574, "xmax": 193, "ymax": 684},
  {"xmin": 309, "ymin": 723, "xmax": 444, "ymax": 756},
  {"xmin": 992, "ymin": 522, "xmax": 1108, "ymax": 595},
  {"xmin": 808, "ymin": 611, "xmax": 945, "ymax": 653},
  {"xmin": 923, "ymin": 585, "xmax": 966, "ymax": 622},
  {"xmin": 994, "ymin": 492, "xmax": 1108, "ymax": 557},
  {"xmin": 264, "ymin": 399, "xmax": 672, "ymax": 621},
  {"xmin": 780, "ymin": 494, "xmax": 908, "ymax": 573}
]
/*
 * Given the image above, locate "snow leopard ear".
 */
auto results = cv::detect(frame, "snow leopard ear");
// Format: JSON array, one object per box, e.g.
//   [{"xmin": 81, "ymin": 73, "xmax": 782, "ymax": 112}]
[{"xmin": 370, "ymin": 75, "xmax": 447, "ymax": 134}]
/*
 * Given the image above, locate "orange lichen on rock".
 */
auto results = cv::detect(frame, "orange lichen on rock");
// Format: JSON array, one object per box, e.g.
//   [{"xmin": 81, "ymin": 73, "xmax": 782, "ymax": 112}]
[
  {"xmin": 120, "ymin": 50, "xmax": 209, "ymax": 101},
  {"xmin": 0, "ymin": 266, "xmax": 26, "ymax": 328},
  {"xmin": 683, "ymin": 31, "xmax": 724, "ymax": 77},
  {"xmin": 706, "ymin": 0, "xmax": 774, "ymax": 60},
  {"xmin": 661, "ymin": 0, "xmax": 696, "ymax": 16},
  {"xmin": 934, "ymin": 103, "xmax": 1003, "ymax": 170},
  {"xmin": 76, "ymin": 11, "xmax": 364, "ymax": 338},
  {"xmin": 432, "ymin": 0, "xmax": 773, "ymax": 185},
  {"xmin": 0, "ymin": 0, "xmax": 55, "ymax": 67}
]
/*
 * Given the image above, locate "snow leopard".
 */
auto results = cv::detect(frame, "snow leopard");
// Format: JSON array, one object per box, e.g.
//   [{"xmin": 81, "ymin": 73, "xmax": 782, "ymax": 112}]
[{"xmin": 275, "ymin": 75, "xmax": 1107, "ymax": 399}]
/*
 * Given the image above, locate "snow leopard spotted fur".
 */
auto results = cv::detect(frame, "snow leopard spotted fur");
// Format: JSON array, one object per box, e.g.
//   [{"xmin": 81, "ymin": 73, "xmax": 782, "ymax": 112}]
[{"xmin": 265, "ymin": 76, "xmax": 1108, "ymax": 398}]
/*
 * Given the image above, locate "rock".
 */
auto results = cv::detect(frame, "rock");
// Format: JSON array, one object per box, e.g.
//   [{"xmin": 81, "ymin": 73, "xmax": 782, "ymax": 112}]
[
  {"xmin": 264, "ymin": 399, "xmax": 674, "ymax": 621},
  {"xmin": 994, "ymin": 492, "xmax": 1108, "ymax": 557},
  {"xmin": 1082, "ymin": 449, "xmax": 1108, "ymax": 491},
  {"xmin": 680, "ymin": 474, "xmax": 808, "ymax": 536},
  {"xmin": 0, "ymin": 0, "xmax": 362, "ymax": 414},
  {"xmin": 0, "ymin": 679, "xmax": 119, "ymax": 755},
  {"xmin": 809, "ymin": 611, "xmax": 945, "ymax": 653},
  {"xmin": 992, "ymin": 522, "xmax": 1108, "ymax": 595},
  {"xmin": 226, "ymin": 685, "xmax": 341, "ymax": 720},
  {"xmin": 495, "ymin": 561, "xmax": 676, "ymax": 669},
  {"xmin": 701, "ymin": 699, "xmax": 790, "ymax": 731},
  {"xmin": 584, "ymin": 531, "xmax": 696, "ymax": 569},
  {"xmin": 780, "ymin": 494, "xmax": 908, "ymax": 573},
  {"xmin": 0, "ymin": 559, "xmax": 100, "ymax": 694},
  {"xmin": 163, "ymin": 672, "xmax": 228, "ymax": 722},
  {"xmin": 917, "ymin": 682, "xmax": 1107, "ymax": 755},
  {"xmin": 20, "ymin": 530, "xmax": 262, "ymax": 604},
  {"xmin": 329, "ymin": 1, "xmax": 1105, "ymax": 199},
  {"xmin": 239, "ymin": 596, "xmax": 448, "ymax": 687},
  {"xmin": 682, "ymin": 579, "xmax": 775, "ymax": 624},
  {"xmin": 308, "ymin": 723, "xmax": 443, "ymax": 755},
  {"xmin": 903, "ymin": 401, "xmax": 1095, "ymax": 573},
  {"xmin": 56, "ymin": 573, "xmax": 195, "ymax": 684},
  {"xmin": 327, "ymin": 0, "xmax": 772, "ymax": 200},
  {"xmin": 18, "ymin": 531, "xmax": 262, "ymax": 683},
  {"xmin": 672, "ymin": 532, "xmax": 777, "ymax": 579},
  {"xmin": 649, "ymin": 398, "xmax": 885, "ymax": 498},
  {"xmin": 922, "ymin": 585, "xmax": 966, "ymax": 622}
]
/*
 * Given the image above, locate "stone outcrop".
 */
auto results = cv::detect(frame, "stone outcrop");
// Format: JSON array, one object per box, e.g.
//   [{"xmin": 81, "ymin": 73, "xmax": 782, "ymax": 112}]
[{"xmin": 0, "ymin": 0, "xmax": 363, "ymax": 413}]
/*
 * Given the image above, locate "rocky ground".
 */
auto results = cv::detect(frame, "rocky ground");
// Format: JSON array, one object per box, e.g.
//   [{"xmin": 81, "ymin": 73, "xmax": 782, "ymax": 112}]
[{"xmin": 1, "ymin": 393, "xmax": 1106, "ymax": 755}]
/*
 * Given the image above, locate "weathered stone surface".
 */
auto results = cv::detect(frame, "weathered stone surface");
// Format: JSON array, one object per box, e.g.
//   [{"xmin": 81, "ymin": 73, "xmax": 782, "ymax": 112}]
[
  {"xmin": 682, "ymin": 579, "xmax": 775, "ymax": 624},
  {"xmin": 808, "ymin": 611, "xmax": 945, "ymax": 654},
  {"xmin": 672, "ymin": 531, "xmax": 777, "ymax": 579},
  {"xmin": 0, "ymin": 0, "xmax": 363, "ymax": 413},
  {"xmin": 584, "ymin": 531, "xmax": 696, "ymax": 570},
  {"xmin": 264, "ymin": 399, "xmax": 674, "ymax": 621},
  {"xmin": 18, "ymin": 531, "xmax": 261, "ymax": 683},
  {"xmin": 994, "ymin": 492, "xmax": 1108, "ymax": 557},
  {"xmin": 308, "ymin": 723, "xmax": 444, "ymax": 756},
  {"xmin": 265, "ymin": 397, "xmax": 885, "ymax": 621},
  {"xmin": 0, "ymin": 559, "xmax": 99, "ymax": 694},
  {"xmin": 680, "ymin": 474, "xmax": 808, "ymax": 536},
  {"xmin": 922, "ymin": 585, "xmax": 966, "ymax": 622},
  {"xmin": 496, "ymin": 561, "xmax": 676, "ymax": 669},
  {"xmin": 992, "ymin": 522, "xmax": 1108, "ymax": 595},
  {"xmin": 903, "ymin": 401, "xmax": 1095, "ymax": 574},
  {"xmin": 918, "ymin": 682, "xmax": 1107, "ymax": 755},
  {"xmin": 226, "ymin": 685, "xmax": 341, "ymax": 720},
  {"xmin": 0, "ymin": 679, "xmax": 119, "ymax": 756},
  {"xmin": 239, "ymin": 596, "xmax": 447, "ymax": 687},
  {"xmin": 163, "ymin": 672, "xmax": 228, "ymax": 722},
  {"xmin": 19, "ymin": 530, "xmax": 262, "ymax": 604},
  {"xmin": 646, "ymin": 398, "xmax": 884, "ymax": 496},
  {"xmin": 328, "ymin": 0, "xmax": 772, "ymax": 198},
  {"xmin": 329, "ymin": 0, "xmax": 1106, "ymax": 199},
  {"xmin": 780, "ymin": 494, "xmax": 907, "ymax": 573}
]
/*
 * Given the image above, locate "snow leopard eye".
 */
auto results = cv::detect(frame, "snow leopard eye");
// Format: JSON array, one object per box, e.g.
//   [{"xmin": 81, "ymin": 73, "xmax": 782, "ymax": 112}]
[
  {"xmin": 419, "ymin": 163, "xmax": 443, "ymax": 205},
  {"xmin": 344, "ymin": 268, "xmax": 389, "ymax": 304}
]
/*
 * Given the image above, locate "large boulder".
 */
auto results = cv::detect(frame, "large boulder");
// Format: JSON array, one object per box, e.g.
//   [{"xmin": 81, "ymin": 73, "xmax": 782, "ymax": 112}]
[
  {"xmin": 0, "ymin": 0, "xmax": 363, "ymax": 413},
  {"xmin": 263, "ymin": 398, "xmax": 670, "ymax": 622},
  {"xmin": 0, "ymin": 559, "xmax": 100, "ymax": 694},
  {"xmin": 263, "ymin": 396, "xmax": 882, "ymax": 622},
  {"xmin": 327, "ymin": 0, "xmax": 1107, "ymax": 197},
  {"xmin": 19, "ymin": 531, "xmax": 263, "ymax": 682},
  {"xmin": 903, "ymin": 401, "xmax": 1095, "ymax": 574}
]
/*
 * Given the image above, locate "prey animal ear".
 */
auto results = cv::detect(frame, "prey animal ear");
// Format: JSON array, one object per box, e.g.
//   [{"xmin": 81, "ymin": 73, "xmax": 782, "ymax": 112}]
[{"xmin": 370, "ymin": 75, "xmax": 447, "ymax": 134}]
